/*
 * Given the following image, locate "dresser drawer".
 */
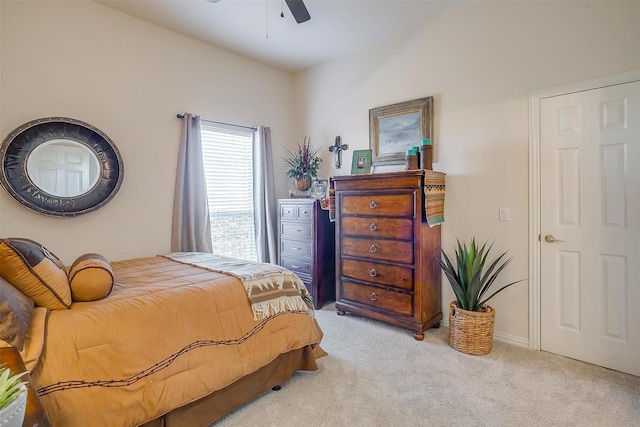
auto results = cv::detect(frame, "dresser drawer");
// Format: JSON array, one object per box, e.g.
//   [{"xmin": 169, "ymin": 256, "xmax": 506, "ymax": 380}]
[
  {"xmin": 341, "ymin": 280, "xmax": 413, "ymax": 316},
  {"xmin": 281, "ymin": 256, "xmax": 312, "ymax": 275},
  {"xmin": 280, "ymin": 204, "xmax": 295, "ymax": 220},
  {"xmin": 281, "ymin": 239, "xmax": 312, "ymax": 258},
  {"xmin": 342, "ymin": 237, "xmax": 413, "ymax": 264},
  {"xmin": 341, "ymin": 193, "xmax": 414, "ymax": 217},
  {"xmin": 281, "ymin": 203, "xmax": 313, "ymax": 222},
  {"xmin": 342, "ymin": 259, "xmax": 413, "ymax": 291},
  {"xmin": 281, "ymin": 222, "xmax": 312, "ymax": 239},
  {"xmin": 296, "ymin": 204, "xmax": 312, "ymax": 220},
  {"xmin": 341, "ymin": 216, "xmax": 413, "ymax": 240}
]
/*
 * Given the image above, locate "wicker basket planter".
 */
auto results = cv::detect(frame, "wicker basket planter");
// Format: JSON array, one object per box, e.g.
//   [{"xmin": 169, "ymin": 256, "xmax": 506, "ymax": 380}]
[{"xmin": 448, "ymin": 301, "xmax": 495, "ymax": 355}]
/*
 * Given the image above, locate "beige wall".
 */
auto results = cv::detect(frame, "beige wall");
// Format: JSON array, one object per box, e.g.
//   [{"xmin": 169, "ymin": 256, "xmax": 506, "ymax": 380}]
[
  {"xmin": 294, "ymin": 1, "xmax": 640, "ymax": 342},
  {"xmin": 0, "ymin": 1, "xmax": 294, "ymax": 262}
]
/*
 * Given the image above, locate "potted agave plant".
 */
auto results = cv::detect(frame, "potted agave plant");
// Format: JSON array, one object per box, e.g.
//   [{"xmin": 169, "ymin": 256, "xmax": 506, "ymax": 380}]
[
  {"xmin": 0, "ymin": 364, "xmax": 28, "ymax": 427},
  {"xmin": 436, "ymin": 237, "xmax": 524, "ymax": 355},
  {"xmin": 284, "ymin": 137, "xmax": 321, "ymax": 192}
]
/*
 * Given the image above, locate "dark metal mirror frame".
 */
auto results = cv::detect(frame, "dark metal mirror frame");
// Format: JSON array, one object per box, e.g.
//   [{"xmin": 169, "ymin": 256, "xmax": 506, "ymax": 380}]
[{"xmin": 0, "ymin": 117, "xmax": 124, "ymax": 217}]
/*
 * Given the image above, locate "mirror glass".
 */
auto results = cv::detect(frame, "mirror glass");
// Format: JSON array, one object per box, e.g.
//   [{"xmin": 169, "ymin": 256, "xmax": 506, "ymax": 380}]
[
  {"xmin": 27, "ymin": 139, "xmax": 101, "ymax": 197},
  {"xmin": 0, "ymin": 117, "xmax": 124, "ymax": 217}
]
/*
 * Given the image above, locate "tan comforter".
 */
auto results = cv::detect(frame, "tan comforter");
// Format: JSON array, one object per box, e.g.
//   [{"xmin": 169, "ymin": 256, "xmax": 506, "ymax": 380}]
[{"xmin": 29, "ymin": 256, "xmax": 324, "ymax": 427}]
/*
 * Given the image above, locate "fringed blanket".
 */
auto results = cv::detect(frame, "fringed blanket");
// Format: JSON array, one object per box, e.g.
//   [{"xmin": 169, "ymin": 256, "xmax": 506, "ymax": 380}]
[
  {"xmin": 164, "ymin": 252, "xmax": 313, "ymax": 320},
  {"xmin": 328, "ymin": 177, "xmax": 336, "ymax": 222},
  {"xmin": 424, "ymin": 170, "xmax": 446, "ymax": 227}
]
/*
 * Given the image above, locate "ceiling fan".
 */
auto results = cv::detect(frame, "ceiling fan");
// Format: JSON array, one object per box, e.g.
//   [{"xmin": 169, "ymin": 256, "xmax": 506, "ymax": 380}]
[
  {"xmin": 206, "ymin": 0, "xmax": 310, "ymax": 24},
  {"xmin": 283, "ymin": 0, "xmax": 311, "ymax": 24}
]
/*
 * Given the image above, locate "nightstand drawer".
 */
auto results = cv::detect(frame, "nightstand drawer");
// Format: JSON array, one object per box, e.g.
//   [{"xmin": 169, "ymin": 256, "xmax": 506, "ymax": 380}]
[
  {"xmin": 342, "ymin": 216, "xmax": 413, "ymax": 240},
  {"xmin": 281, "ymin": 222, "xmax": 312, "ymax": 239},
  {"xmin": 341, "ymin": 280, "xmax": 413, "ymax": 316},
  {"xmin": 342, "ymin": 237, "xmax": 413, "ymax": 264},
  {"xmin": 341, "ymin": 193, "xmax": 414, "ymax": 217},
  {"xmin": 281, "ymin": 239, "xmax": 312, "ymax": 258},
  {"xmin": 342, "ymin": 259, "xmax": 413, "ymax": 291},
  {"xmin": 281, "ymin": 256, "xmax": 312, "ymax": 275}
]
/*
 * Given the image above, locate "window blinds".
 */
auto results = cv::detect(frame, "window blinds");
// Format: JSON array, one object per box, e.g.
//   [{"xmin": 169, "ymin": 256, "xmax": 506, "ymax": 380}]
[{"xmin": 200, "ymin": 123, "xmax": 257, "ymax": 262}]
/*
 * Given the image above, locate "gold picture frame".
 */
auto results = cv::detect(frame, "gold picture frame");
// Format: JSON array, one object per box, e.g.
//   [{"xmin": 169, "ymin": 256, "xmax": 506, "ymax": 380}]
[{"xmin": 369, "ymin": 96, "xmax": 433, "ymax": 166}]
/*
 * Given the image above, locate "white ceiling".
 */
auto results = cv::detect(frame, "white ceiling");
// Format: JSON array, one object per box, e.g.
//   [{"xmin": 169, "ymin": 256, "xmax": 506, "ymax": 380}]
[{"xmin": 97, "ymin": 0, "xmax": 468, "ymax": 73}]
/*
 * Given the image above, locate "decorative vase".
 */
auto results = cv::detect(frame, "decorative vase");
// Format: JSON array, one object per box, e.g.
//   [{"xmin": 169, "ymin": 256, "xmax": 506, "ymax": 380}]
[
  {"xmin": 0, "ymin": 384, "xmax": 27, "ymax": 427},
  {"xmin": 448, "ymin": 301, "xmax": 495, "ymax": 355},
  {"xmin": 295, "ymin": 176, "xmax": 312, "ymax": 192}
]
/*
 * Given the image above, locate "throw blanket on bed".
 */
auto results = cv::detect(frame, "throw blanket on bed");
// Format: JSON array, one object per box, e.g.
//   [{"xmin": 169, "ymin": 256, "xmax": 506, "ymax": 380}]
[
  {"xmin": 164, "ymin": 252, "xmax": 313, "ymax": 320},
  {"xmin": 424, "ymin": 170, "xmax": 446, "ymax": 227}
]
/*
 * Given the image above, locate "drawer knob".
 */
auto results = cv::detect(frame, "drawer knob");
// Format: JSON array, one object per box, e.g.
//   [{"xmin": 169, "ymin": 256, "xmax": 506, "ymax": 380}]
[
  {"xmin": 369, "ymin": 200, "xmax": 378, "ymax": 209},
  {"xmin": 369, "ymin": 244, "xmax": 377, "ymax": 253},
  {"xmin": 291, "ymin": 264, "xmax": 301, "ymax": 269},
  {"xmin": 370, "ymin": 292, "xmax": 377, "ymax": 301},
  {"xmin": 370, "ymin": 269, "xmax": 377, "ymax": 277},
  {"xmin": 369, "ymin": 222, "xmax": 377, "ymax": 231}
]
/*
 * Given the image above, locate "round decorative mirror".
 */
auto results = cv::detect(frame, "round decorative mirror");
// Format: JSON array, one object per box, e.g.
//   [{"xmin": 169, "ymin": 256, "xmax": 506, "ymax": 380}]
[{"xmin": 0, "ymin": 117, "xmax": 124, "ymax": 217}]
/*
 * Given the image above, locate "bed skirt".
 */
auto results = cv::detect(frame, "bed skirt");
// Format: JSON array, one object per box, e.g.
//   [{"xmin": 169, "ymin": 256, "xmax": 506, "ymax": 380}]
[{"xmin": 140, "ymin": 344, "xmax": 324, "ymax": 427}]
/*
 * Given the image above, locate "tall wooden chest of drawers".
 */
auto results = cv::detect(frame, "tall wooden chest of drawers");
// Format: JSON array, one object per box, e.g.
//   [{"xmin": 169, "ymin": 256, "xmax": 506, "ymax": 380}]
[
  {"xmin": 333, "ymin": 171, "xmax": 441, "ymax": 340},
  {"xmin": 278, "ymin": 199, "xmax": 335, "ymax": 309}
]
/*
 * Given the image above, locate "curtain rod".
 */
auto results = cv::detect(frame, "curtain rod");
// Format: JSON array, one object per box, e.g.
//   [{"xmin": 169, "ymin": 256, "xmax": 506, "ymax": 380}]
[{"xmin": 176, "ymin": 114, "xmax": 257, "ymax": 131}]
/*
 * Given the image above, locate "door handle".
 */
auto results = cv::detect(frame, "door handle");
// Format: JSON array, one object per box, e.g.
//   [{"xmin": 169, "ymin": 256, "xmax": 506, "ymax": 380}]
[{"xmin": 544, "ymin": 234, "xmax": 564, "ymax": 243}]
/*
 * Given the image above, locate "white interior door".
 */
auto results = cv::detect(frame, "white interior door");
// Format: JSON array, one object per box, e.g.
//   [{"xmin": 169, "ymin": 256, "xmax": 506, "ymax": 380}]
[{"xmin": 540, "ymin": 81, "xmax": 640, "ymax": 376}]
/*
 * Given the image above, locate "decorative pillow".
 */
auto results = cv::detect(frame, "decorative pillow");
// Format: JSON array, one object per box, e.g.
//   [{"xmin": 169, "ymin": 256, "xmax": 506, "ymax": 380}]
[
  {"xmin": 68, "ymin": 253, "xmax": 114, "ymax": 302},
  {"xmin": 20, "ymin": 307, "xmax": 48, "ymax": 373},
  {"xmin": 0, "ymin": 238, "xmax": 71, "ymax": 310},
  {"xmin": 0, "ymin": 276, "xmax": 35, "ymax": 350}
]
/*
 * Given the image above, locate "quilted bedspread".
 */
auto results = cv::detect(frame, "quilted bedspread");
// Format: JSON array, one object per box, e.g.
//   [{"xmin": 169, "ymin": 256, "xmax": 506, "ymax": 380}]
[{"xmin": 29, "ymin": 256, "xmax": 324, "ymax": 427}]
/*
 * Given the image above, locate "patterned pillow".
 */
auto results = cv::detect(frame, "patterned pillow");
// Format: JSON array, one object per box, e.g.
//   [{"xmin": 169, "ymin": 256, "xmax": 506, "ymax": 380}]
[
  {"xmin": 0, "ymin": 238, "xmax": 71, "ymax": 310},
  {"xmin": 0, "ymin": 276, "xmax": 34, "ymax": 350},
  {"xmin": 68, "ymin": 253, "xmax": 114, "ymax": 302}
]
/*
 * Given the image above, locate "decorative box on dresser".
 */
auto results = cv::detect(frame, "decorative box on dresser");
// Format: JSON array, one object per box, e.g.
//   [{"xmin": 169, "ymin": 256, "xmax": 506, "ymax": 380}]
[
  {"xmin": 332, "ymin": 170, "xmax": 442, "ymax": 340},
  {"xmin": 278, "ymin": 198, "xmax": 335, "ymax": 309}
]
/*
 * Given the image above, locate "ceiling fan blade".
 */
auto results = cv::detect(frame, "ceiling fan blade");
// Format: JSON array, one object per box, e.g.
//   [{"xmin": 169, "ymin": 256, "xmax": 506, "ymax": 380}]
[{"xmin": 285, "ymin": 0, "xmax": 311, "ymax": 23}]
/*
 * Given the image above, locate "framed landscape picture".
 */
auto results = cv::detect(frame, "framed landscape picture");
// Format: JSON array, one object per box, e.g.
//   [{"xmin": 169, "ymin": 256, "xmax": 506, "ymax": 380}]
[
  {"xmin": 351, "ymin": 149, "xmax": 372, "ymax": 175},
  {"xmin": 369, "ymin": 96, "xmax": 433, "ymax": 166}
]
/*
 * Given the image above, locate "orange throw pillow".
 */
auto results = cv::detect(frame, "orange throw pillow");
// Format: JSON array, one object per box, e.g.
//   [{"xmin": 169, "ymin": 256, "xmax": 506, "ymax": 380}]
[
  {"xmin": 0, "ymin": 238, "xmax": 71, "ymax": 310},
  {"xmin": 68, "ymin": 253, "xmax": 114, "ymax": 302}
]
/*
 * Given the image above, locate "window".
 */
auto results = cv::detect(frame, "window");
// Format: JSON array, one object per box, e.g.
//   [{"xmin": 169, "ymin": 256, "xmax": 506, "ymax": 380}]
[{"xmin": 201, "ymin": 123, "xmax": 257, "ymax": 262}]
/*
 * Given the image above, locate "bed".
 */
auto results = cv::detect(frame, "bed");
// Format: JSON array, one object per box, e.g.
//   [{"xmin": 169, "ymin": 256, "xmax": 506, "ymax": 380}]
[{"xmin": 0, "ymin": 239, "xmax": 325, "ymax": 427}]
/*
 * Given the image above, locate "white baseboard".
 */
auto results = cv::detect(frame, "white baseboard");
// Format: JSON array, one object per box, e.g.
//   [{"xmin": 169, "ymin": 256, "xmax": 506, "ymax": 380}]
[{"xmin": 440, "ymin": 318, "xmax": 529, "ymax": 348}]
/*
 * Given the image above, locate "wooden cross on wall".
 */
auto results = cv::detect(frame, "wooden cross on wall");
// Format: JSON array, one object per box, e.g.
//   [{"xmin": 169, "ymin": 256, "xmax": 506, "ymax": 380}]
[{"xmin": 328, "ymin": 136, "xmax": 348, "ymax": 168}]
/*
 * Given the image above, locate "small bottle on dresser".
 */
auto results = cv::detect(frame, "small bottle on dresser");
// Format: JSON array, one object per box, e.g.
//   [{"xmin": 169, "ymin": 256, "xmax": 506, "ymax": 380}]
[
  {"xmin": 405, "ymin": 148, "xmax": 418, "ymax": 170},
  {"xmin": 420, "ymin": 138, "xmax": 433, "ymax": 170}
]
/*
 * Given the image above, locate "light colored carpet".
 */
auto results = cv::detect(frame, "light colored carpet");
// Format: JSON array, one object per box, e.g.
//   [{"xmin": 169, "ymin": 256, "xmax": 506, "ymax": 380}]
[{"xmin": 214, "ymin": 303, "xmax": 640, "ymax": 426}]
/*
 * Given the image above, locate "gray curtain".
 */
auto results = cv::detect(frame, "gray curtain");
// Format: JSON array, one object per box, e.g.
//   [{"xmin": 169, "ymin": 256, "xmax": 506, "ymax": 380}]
[
  {"xmin": 171, "ymin": 113, "xmax": 213, "ymax": 253},
  {"xmin": 253, "ymin": 126, "xmax": 278, "ymax": 263}
]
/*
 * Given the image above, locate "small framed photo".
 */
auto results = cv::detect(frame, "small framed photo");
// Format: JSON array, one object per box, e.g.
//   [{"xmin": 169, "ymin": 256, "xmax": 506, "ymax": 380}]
[{"xmin": 351, "ymin": 149, "xmax": 372, "ymax": 175}]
